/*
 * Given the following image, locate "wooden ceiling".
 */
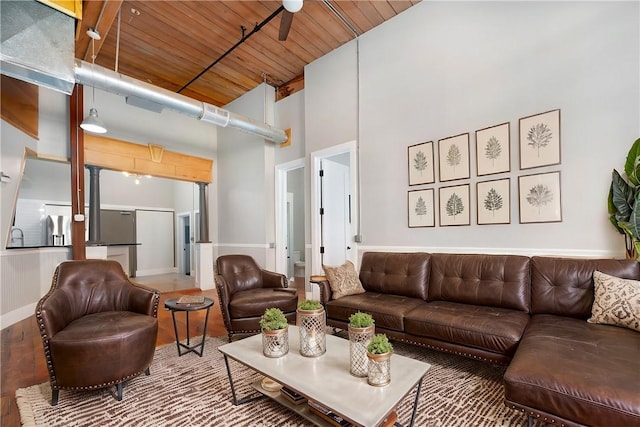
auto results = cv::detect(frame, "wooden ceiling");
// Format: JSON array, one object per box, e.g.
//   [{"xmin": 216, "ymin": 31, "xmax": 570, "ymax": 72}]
[{"xmin": 75, "ymin": 1, "xmax": 420, "ymax": 107}]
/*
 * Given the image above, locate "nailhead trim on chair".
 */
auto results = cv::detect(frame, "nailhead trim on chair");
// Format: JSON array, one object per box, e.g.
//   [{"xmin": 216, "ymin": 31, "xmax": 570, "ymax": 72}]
[
  {"xmin": 393, "ymin": 337, "xmax": 507, "ymax": 364},
  {"xmin": 35, "ymin": 265, "xmax": 160, "ymax": 393},
  {"xmin": 508, "ymin": 404, "xmax": 569, "ymax": 427}
]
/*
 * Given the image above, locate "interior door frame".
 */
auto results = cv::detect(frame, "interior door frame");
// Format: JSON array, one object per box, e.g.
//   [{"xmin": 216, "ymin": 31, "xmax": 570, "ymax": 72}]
[
  {"xmin": 177, "ymin": 212, "xmax": 191, "ymax": 275},
  {"xmin": 275, "ymin": 158, "xmax": 305, "ymax": 277},
  {"xmin": 310, "ymin": 141, "xmax": 358, "ymax": 276}
]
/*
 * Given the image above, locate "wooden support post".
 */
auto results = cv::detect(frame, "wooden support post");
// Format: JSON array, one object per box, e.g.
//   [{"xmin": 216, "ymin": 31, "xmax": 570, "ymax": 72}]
[{"xmin": 70, "ymin": 85, "xmax": 86, "ymax": 260}]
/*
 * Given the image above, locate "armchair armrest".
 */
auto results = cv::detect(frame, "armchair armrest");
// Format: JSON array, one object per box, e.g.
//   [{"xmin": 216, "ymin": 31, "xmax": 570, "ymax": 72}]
[
  {"xmin": 261, "ymin": 269, "xmax": 288, "ymax": 288},
  {"xmin": 36, "ymin": 289, "xmax": 75, "ymax": 341},
  {"xmin": 215, "ymin": 274, "xmax": 233, "ymax": 331},
  {"xmin": 311, "ymin": 276, "xmax": 332, "ymax": 305},
  {"xmin": 127, "ymin": 282, "xmax": 160, "ymax": 317}
]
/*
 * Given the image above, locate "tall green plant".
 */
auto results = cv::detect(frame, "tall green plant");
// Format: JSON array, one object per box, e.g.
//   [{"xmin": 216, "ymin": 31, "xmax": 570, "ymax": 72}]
[{"xmin": 608, "ymin": 137, "xmax": 640, "ymax": 259}]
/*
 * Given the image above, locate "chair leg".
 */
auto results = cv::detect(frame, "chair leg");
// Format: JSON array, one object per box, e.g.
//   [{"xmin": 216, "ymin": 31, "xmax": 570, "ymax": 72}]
[
  {"xmin": 116, "ymin": 383, "xmax": 123, "ymax": 401},
  {"xmin": 144, "ymin": 367, "xmax": 150, "ymax": 376},
  {"xmin": 51, "ymin": 389, "xmax": 59, "ymax": 406}
]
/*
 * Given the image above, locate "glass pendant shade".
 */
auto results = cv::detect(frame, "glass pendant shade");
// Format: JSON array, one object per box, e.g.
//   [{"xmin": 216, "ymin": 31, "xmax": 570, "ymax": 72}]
[{"xmin": 80, "ymin": 107, "xmax": 107, "ymax": 134}]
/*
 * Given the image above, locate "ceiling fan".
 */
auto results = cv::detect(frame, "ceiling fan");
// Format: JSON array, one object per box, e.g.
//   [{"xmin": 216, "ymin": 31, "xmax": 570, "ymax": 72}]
[{"xmin": 279, "ymin": 0, "xmax": 303, "ymax": 41}]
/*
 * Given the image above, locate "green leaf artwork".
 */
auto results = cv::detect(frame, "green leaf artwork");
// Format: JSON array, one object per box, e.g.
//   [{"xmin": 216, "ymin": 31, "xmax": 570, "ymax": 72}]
[
  {"xmin": 484, "ymin": 136, "xmax": 502, "ymax": 166},
  {"xmin": 447, "ymin": 144, "xmax": 462, "ymax": 171},
  {"xmin": 484, "ymin": 188, "xmax": 503, "ymax": 216},
  {"xmin": 527, "ymin": 123, "xmax": 553, "ymax": 157},
  {"xmin": 446, "ymin": 193, "xmax": 464, "ymax": 219},
  {"xmin": 526, "ymin": 184, "xmax": 553, "ymax": 214},
  {"xmin": 415, "ymin": 196, "xmax": 427, "ymax": 216},
  {"xmin": 413, "ymin": 150, "xmax": 428, "ymax": 175}
]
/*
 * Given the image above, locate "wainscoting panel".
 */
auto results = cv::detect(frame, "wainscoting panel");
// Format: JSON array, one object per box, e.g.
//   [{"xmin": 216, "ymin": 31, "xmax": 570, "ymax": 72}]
[{"xmin": 0, "ymin": 248, "xmax": 69, "ymax": 328}]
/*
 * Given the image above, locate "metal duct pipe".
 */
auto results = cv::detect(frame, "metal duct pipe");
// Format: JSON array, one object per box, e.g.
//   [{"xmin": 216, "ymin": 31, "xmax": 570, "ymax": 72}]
[{"xmin": 73, "ymin": 59, "xmax": 288, "ymax": 144}]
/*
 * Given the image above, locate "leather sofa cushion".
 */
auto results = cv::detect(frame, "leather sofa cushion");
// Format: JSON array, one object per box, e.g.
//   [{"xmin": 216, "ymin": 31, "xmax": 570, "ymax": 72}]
[
  {"xmin": 428, "ymin": 254, "xmax": 530, "ymax": 312},
  {"xmin": 326, "ymin": 292, "xmax": 425, "ymax": 331},
  {"xmin": 359, "ymin": 252, "xmax": 430, "ymax": 300},
  {"xmin": 531, "ymin": 257, "xmax": 640, "ymax": 317},
  {"xmin": 49, "ymin": 311, "xmax": 158, "ymax": 388},
  {"xmin": 229, "ymin": 288, "xmax": 298, "ymax": 319},
  {"xmin": 504, "ymin": 314, "xmax": 640, "ymax": 426},
  {"xmin": 404, "ymin": 301, "xmax": 529, "ymax": 357}
]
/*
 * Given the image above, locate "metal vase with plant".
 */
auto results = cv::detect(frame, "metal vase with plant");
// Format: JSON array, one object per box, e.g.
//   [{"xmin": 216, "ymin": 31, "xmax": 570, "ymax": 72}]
[
  {"xmin": 608, "ymin": 137, "xmax": 640, "ymax": 259},
  {"xmin": 260, "ymin": 307, "xmax": 289, "ymax": 358},
  {"xmin": 348, "ymin": 312, "xmax": 375, "ymax": 377},
  {"xmin": 297, "ymin": 299, "xmax": 326, "ymax": 357},
  {"xmin": 366, "ymin": 334, "xmax": 393, "ymax": 386}
]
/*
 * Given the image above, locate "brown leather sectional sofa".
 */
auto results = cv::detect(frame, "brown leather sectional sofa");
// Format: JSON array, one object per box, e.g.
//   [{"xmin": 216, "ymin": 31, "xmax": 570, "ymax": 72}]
[{"xmin": 317, "ymin": 252, "xmax": 640, "ymax": 427}]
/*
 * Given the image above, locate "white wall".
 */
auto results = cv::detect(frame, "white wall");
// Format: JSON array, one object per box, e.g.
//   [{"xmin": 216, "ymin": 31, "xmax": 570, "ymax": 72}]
[
  {"xmin": 275, "ymin": 90, "xmax": 306, "ymax": 164},
  {"xmin": 305, "ymin": 42, "xmax": 358, "ymax": 154},
  {"xmin": 217, "ymin": 83, "xmax": 277, "ymax": 267},
  {"xmin": 305, "ymin": 1, "xmax": 640, "ymax": 257}
]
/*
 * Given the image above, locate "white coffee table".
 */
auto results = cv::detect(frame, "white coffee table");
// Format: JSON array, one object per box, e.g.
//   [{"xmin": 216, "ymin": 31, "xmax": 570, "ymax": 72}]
[{"xmin": 218, "ymin": 325, "xmax": 430, "ymax": 427}]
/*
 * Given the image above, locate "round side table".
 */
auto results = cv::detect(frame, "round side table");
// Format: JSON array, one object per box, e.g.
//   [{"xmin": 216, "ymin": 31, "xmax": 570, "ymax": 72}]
[{"xmin": 164, "ymin": 296, "xmax": 214, "ymax": 357}]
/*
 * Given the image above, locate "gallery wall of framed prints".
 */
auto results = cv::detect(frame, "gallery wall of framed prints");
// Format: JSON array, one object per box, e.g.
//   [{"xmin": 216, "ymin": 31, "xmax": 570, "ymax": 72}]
[{"xmin": 406, "ymin": 109, "xmax": 562, "ymax": 229}]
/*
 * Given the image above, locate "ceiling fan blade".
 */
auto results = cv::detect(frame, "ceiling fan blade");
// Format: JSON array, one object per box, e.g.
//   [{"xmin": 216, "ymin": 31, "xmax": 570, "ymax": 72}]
[{"xmin": 279, "ymin": 10, "xmax": 294, "ymax": 41}]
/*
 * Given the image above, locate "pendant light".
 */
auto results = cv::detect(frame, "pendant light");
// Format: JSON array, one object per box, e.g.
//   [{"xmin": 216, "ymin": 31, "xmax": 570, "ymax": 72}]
[{"xmin": 80, "ymin": 28, "xmax": 107, "ymax": 134}]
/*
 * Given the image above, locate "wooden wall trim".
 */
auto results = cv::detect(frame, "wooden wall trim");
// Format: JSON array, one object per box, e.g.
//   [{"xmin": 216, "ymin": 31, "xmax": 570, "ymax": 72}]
[
  {"xmin": 84, "ymin": 135, "xmax": 213, "ymax": 183},
  {"xmin": 1, "ymin": 75, "xmax": 39, "ymax": 140}
]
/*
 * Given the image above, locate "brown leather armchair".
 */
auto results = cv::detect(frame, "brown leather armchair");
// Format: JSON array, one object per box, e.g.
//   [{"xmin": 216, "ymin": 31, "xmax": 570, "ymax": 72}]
[
  {"xmin": 36, "ymin": 259, "xmax": 160, "ymax": 405},
  {"xmin": 215, "ymin": 255, "xmax": 297, "ymax": 341}
]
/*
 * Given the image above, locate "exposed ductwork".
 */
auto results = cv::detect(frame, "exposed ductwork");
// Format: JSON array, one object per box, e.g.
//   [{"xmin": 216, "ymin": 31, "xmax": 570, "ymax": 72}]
[
  {"xmin": 73, "ymin": 59, "xmax": 288, "ymax": 144},
  {"xmin": 0, "ymin": 1, "xmax": 75, "ymax": 94},
  {"xmin": 1, "ymin": 1, "xmax": 288, "ymax": 144}
]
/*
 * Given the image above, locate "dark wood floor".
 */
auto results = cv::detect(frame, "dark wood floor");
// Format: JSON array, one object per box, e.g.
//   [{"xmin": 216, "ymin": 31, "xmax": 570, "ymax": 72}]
[{"xmin": 0, "ymin": 274, "xmax": 306, "ymax": 427}]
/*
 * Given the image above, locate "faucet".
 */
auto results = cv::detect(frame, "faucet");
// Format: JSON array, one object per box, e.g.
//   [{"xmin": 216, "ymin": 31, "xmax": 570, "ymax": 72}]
[{"xmin": 10, "ymin": 227, "xmax": 24, "ymax": 246}]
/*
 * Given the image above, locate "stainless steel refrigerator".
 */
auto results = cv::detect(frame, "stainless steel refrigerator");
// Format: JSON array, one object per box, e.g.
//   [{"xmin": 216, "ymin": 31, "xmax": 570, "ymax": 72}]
[{"xmin": 100, "ymin": 209, "xmax": 137, "ymax": 277}]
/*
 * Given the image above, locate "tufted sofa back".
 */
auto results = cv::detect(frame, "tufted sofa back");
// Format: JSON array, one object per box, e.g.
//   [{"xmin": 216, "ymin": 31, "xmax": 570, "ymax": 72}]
[
  {"xmin": 531, "ymin": 256, "xmax": 640, "ymax": 318},
  {"xmin": 428, "ymin": 254, "xmax": 531, "ymax": 312},
  {"xmin": 359, "ymin": 252, "xmax": 430, "ymax": 300}
]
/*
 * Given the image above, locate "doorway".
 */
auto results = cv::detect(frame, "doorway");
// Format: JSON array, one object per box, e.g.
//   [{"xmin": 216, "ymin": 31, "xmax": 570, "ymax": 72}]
[
  {"xmin": 311, "ymin": 141, "xmax": 358, "ymax": 275},
  {"xmin": 178, "ymin": 213, "xmax": 191, "ymax": 275},
  {"xmin": 275, "ymin": 158, "xmax": 306, "ymax": 284}
]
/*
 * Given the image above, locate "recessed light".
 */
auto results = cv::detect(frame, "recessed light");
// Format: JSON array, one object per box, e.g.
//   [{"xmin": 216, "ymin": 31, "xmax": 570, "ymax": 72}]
[{"xmin": 130, "ymin": 8, "xmax": 140, "ymax": 16}]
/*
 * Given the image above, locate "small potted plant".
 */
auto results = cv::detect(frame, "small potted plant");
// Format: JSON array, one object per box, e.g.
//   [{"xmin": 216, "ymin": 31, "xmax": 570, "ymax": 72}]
[
  {"xmin": 366, "ymin": 334, "xmax": 393, "ymax": 386},
  {"xmin": 260, "ymin": 307, "xmax": 289, "ymax": 358},
  {"xmin": 348, "ymin": 312, "xmax": 375, "ymax": 377},
  {"xmin": 297, "ymin": 299, "xmax": 326, "ymax": 357}
]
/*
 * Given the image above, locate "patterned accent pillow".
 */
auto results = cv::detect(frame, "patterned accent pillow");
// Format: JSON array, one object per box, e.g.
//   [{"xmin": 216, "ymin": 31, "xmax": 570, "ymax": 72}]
[
  {"xmin": 588, "ymin": 271, "xmax": 640, "ymax": 332},
  {"xmin": 322, "ymin": 261, "xmax": 365, "ymax": 300}
]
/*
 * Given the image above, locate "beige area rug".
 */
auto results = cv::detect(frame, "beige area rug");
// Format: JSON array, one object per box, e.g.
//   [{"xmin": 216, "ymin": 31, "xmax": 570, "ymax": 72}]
[{"xmin": 16, "ymin": 336, "xmax": 544, "ymax": 426}]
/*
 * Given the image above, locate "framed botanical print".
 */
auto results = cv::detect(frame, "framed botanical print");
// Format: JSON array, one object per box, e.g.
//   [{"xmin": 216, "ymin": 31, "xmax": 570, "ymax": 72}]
[
  {"xmin": 408, "ymin": 141, "xmax": 435, "ymax": 185},
  {"xmin": 408, "ymin": 189, "xmax": 435, "ymax": 228},
  {"xmin": 518, "ymin": 171, "xmax": 562, "ymax": 223},
  {"xmin": 477, "ymin": 178, "xmax": 510, "ymax": 225},
  {"xmin": 439, "ymin": 184, "xmax": 470, "ymax": 226},
  {"xmin": 476, "ymin": 122, "xmax": 510, "ymax": 176},
  {"xmin": 519, "ymin": 109, "xmax": 561, "ymax": 169},
  {"xmin": 438, "ymin": 133, "xmax": 470, "ymax": 182}
]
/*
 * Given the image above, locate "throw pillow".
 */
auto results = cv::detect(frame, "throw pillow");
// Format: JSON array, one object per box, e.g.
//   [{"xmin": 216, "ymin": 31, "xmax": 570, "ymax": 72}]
[
  {"xmin": 588, "ymin": 271, "xmax": 640, "ymax": 332},
  {"xmin": 322, "ymin": 261, "xmax": 365, "ymax": 300}
]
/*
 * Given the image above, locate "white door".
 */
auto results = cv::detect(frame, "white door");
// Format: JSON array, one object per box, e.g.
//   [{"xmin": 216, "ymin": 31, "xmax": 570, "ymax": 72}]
[
  {"xmin": 320, "ymin": 158, "xmax": 351, "ymax": 266},
  {"xmin": 286, "ymin": 193, "xmax": 295, "ymax": 278}
]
